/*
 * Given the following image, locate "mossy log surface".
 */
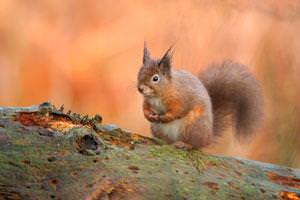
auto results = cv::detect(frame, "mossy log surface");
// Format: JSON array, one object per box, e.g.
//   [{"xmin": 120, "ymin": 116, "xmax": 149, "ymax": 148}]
[{"xmin": 0, "ymin": 103, "xmax": 299, "ymax": 200}]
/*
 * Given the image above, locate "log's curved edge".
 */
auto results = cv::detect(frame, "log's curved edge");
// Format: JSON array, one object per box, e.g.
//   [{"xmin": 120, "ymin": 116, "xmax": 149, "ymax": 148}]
[{"xmin": 0, "ymin": 103, "xmax": 299, "ymax": 200}]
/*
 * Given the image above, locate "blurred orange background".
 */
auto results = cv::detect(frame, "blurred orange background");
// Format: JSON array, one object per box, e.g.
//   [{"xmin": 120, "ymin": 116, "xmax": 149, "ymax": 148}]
[{"xmin": 0, "ymin": 1, "xmax": 299, "ymax": 167}]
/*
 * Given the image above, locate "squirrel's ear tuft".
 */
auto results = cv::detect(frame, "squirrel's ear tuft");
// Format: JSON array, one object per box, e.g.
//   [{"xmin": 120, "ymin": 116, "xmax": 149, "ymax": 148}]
[
  {"xmin": 143, "ymin": 42, "xmax": 150, "ymax": 64},
  {"xmin": 158, "ymin": 45, "xmax": 174, "ymax": 76}
]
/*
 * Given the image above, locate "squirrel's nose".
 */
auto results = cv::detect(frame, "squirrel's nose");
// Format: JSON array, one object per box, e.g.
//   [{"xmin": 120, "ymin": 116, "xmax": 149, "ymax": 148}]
[{"xmin": 138, "ymin": 86, "xmax": 144, "ymax": 93}]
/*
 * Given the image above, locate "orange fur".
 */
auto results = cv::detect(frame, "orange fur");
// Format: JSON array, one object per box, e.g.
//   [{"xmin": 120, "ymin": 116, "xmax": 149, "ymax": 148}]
[
  {"xmin": 184, "ymin": 106, "xmax": 204, "ymax": 127},
  {"xmin": 158, "ymin": 87, "xmax": 183, "ymax": 122},
  {"xmin": 143, "ymin": 101, "xmax": 152, "ymax": 117},
  {"xmin": 181, "ymin": 105, "xmax": 206, "ymax": 143}
]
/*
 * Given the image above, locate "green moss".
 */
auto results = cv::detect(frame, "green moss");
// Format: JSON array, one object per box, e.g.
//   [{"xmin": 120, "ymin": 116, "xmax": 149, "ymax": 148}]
[
  {"xmin": 187, "ymin": 151, "xmax": 207, "ymax": 173},
  {"xmin": 148, "ymin": 145, "xmax": 225, "ymax": 174},
  {"xmin": 1, "ymin": 104, "xmax": 300, "ymax": 199},
  {"xmin": 149, "ymin": 145, "xmax": 191, "ymax": 160},
  {"xmin": 238, "ymin": 184, "xmax": 264, "ymax": 199}
]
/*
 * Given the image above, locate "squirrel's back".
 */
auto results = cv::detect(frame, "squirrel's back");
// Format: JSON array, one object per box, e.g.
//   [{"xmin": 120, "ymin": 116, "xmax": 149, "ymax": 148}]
[
  {"xmin": 199, "ymin": 60, "xmax": 263, "ymax": 138},
  {"xmin": 171, "ymin": 70, "xmax": 212, "ymax": 110}
]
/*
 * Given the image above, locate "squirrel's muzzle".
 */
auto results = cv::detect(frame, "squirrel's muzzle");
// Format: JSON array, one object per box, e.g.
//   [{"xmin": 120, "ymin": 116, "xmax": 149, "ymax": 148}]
[
  {"xmin": 137, "ymin": 84, "xmax": 155, "ymax": 97},
  {"xmin": 138, "ymin": 86, "xmax": 144, "ymax": 93}
]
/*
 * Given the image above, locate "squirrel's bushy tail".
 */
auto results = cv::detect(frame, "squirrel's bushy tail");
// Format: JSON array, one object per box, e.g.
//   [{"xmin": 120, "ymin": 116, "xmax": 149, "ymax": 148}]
[{"xmin": 199, "ymin": 60, "xmax": 263, "ymax": 138}]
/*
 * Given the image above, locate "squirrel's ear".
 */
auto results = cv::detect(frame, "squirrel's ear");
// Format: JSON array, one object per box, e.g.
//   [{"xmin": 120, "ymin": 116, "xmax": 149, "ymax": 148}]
[
  {"xmin": 158, "ymin": 45, "xmax": 173, "ymax": 75},
  {"xmin": 143, "ymin": 42, "xmax": 150, "ymax": 64}
]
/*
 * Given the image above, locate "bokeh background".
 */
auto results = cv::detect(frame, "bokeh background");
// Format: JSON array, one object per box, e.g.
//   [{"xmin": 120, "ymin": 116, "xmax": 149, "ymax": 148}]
[{"xmin": 0, "ymin": 0, "xmax": 299, "ymax": 167}]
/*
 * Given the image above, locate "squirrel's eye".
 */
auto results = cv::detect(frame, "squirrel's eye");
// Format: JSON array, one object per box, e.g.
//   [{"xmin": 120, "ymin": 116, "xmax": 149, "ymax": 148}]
[{"xmin": 151, "ymin": 74, "xmax": 160, "ymax": 83}]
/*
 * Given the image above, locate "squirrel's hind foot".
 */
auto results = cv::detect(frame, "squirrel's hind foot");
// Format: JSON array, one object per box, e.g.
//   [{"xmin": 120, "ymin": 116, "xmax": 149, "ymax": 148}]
[{"xmin": 172, "ymin": 141, "xmax": 193, "ymax": 151}]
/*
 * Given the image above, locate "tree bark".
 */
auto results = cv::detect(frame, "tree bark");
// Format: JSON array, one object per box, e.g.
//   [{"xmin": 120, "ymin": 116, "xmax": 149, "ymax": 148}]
[{"xmin": 0, "ymin": 103, "xmax": 299, "ymax": 200}]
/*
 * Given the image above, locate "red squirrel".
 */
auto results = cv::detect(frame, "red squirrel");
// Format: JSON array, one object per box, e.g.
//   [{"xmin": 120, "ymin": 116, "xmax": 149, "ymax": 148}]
[{"xmin": 137, "ymin": 44, "xmax": 263, "ymax": 149}]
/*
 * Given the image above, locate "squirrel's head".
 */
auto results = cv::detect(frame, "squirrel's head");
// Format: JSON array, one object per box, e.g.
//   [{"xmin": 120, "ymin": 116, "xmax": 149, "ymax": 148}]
[{"xmin": 137, "ymin": 44, "xmax": 173, "ymax": 98}]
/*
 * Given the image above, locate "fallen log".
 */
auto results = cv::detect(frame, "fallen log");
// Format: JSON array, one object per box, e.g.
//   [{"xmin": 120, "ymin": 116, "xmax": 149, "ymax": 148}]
[{"xmin": 0, "ymin": 103, "xmax": 299, "ymax": 200}]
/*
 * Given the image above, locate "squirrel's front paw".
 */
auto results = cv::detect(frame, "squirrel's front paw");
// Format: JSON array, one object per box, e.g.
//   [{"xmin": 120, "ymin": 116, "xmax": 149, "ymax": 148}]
[{"xmin": 145, "ymin": 113, "xmax": 160, "ymax": 122}]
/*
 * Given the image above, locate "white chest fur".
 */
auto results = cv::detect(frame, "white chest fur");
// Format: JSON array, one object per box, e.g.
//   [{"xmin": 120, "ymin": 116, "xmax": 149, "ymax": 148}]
[
  {"xmin": 154, "ymin": 119, "xmax": 183, "ymax": 142},
  {"xmin": 148, "ymin": 97, "xmax": 165, "ymax": 114}
]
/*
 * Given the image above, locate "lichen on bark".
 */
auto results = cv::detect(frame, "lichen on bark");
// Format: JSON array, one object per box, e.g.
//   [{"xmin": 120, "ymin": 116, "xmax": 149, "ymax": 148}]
[{"xmin": 0, "ymin": 103, "xmax": 299, "ymax": 200}]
